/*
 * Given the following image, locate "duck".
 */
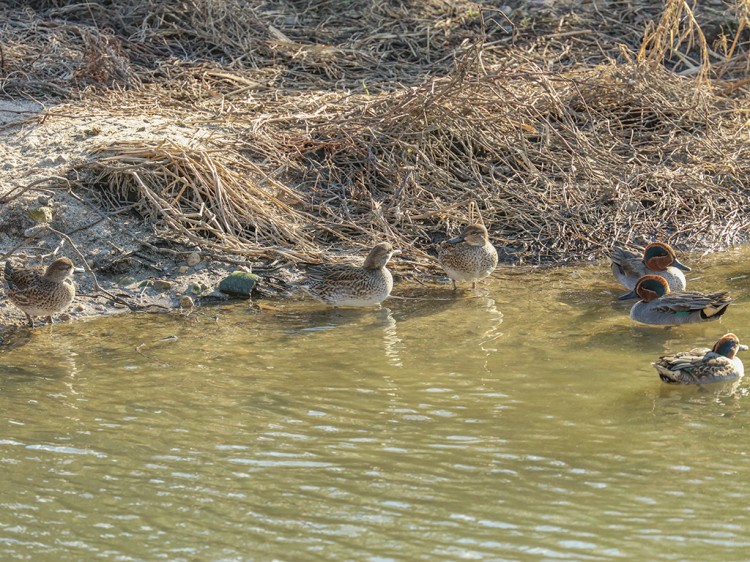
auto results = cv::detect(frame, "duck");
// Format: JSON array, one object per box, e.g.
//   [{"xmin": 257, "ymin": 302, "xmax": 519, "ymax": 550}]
[
  {"xmin": 4, "ymin": 257, "xmax": 77, "ymax": 327},
  {"xmin": 300, "ymin": 242, "xmax": 400, "ymax": 307},
  {"xmin": 618, "ymin": 274, "xmax": 732, "ymax": 325},
  {"xmin": 438, "ymin": 223, "xmax": 498, "ymax": 290},
  {"xmin": 653, "ymin": 333, "xmax": 747, "ymax": 384},
  {"xmin": 610, "ymin": 242, "xmax": 690, "ymax": 295}
]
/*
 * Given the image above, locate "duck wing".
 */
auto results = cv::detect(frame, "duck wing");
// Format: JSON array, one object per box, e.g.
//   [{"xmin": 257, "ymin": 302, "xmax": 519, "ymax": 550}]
[
  {"xmin": 3, "ymin": 262, "xmax": 44, "ymax": 292},
  {"xmin": 609, "ymin": 246, "xmax": 644, "ymax": 278},
  {"xmin": 303, "ymin": 264, "xmax": 363, "ymax": 285},
  {"xmin": 654, "ymin": 291, "xmax": 732, "ymax": 317}
]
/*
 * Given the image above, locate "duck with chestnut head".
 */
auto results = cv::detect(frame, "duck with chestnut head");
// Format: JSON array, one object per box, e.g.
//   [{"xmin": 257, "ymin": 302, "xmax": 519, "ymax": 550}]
[
  {"xmin": 618, "ymin": 274, "xmax": 732, "ymax": 326},
  {"xmin": 610, "ymin": 242, "xmax": 691, "ymax": 296},
  {"xmin": 654, "ymin": 333, "xmax": 747, "ymax": 384}
]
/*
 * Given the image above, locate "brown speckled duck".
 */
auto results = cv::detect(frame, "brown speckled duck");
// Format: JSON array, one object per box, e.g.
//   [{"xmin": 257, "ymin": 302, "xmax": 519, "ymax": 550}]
[
  {"xmin": 4, "ymin": 257, "xmax": 77, "ymax": 327},
  {"xmin": 438, "ymin": 224, "xmax": 498, "ymax": 290},
  {"xmin": 654, "ymin": 333, "xmax": 747, "ymax": 384},
  {"xmin": 300, "ymin": 242, "xmax": 400, "ymax": 307}
]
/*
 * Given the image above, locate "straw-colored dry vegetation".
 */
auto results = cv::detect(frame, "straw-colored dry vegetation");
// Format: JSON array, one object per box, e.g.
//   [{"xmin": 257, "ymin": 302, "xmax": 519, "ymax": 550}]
[{"xmin": 2, "ymin": 0, "xmax": 750, "ymax": 268}]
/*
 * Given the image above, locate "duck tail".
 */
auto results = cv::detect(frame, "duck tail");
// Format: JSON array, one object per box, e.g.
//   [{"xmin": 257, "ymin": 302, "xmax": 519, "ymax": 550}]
[
  {"xmin": 653, "ymin": 362, "xmax": 679, "ymax": 383},
  {"xmin": 700, "ymin": 302, "xmax": 731, "ymax": 320}
]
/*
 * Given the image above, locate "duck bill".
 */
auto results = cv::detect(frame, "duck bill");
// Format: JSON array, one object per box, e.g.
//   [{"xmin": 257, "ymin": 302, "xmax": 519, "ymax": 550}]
[
  {"xmin": 739, "ymin": 344, "xmax": 749, "ymax": 352},
  {"xmin": 446, "ymin": 235, "xmax": 464, "ymax": 245},
  {"xmin": 617, "ymin": 289, "xmax": 638, "ymax": 300},
  {"xmin": 672, "ymin": 259, "xmax": 691, "ymax": 272},
  {"xmin": 74, "ymin": 267, "xmax": 86, "ymax": 273},
  {"xmin": 392, "ymin": 249, "xmax": 402, "ymax": 256}
]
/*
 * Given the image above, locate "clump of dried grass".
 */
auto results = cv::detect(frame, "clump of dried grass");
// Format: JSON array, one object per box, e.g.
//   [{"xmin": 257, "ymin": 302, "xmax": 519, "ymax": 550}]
[
  {"xmin": 4, "ymin": 0, "xmax": 749, "ymax": 97},
  {"xmin": 0, "ymin": 8, "xmax": 141, "ymax": 97},
  {"xmin": 85, "ymin": 140, "xmax": 324, "ymax": 263},
  {"xmin": 233, "ymin": 57, "xmax": 749, "ymax": 263},
  {"xmin": 79, "ymin": 55, "xmax": 750, "ymax": 267}
]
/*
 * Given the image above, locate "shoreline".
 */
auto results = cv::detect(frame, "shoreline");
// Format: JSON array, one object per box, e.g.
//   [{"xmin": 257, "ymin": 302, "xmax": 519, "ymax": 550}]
[{"xmin": 2, "ymin": 1, "xmax": 749, "ymax": 330}]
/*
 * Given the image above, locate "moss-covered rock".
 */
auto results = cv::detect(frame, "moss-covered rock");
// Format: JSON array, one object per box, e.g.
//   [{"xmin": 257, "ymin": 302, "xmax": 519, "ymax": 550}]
[
  {"xmin": 28, "ymin": 206, "xmax": 53, "ymax": 223},
  {"xmin": 218, "ymin": 271, "xmax": 259, "ymax": 297}
]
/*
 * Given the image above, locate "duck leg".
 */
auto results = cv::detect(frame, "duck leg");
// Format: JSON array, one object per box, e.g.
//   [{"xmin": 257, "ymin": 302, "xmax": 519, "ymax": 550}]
[{"xmin": 25, "ymin": 313, "xmax": 34, "ymax": 328}]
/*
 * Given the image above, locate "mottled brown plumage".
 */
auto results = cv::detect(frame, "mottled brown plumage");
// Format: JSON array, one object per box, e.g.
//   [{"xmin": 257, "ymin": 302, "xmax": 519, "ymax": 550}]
[
  {"xmin": 654, "ymin": 333, "xmax": 747, "ymax": 384},
  {"xmin": 4, "ymin": 257, "xmax": 77, "ymax": 327},
  {"xmin": 300, "ymin": 242, "xmax": 399, "ymax": 307},
  {"xmin": 438, "ymin": 224, "xmax": 498, "ymax": 290}
]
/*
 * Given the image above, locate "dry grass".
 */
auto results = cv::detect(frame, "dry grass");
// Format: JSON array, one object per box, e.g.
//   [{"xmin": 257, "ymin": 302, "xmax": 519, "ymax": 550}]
[
  {"xmin": 85, "ymin": 140, "xmax": 323, "ymax": 262},
  {"xmin": 3, "ymin": 0, "xmax": 750, "ymax": 267}
]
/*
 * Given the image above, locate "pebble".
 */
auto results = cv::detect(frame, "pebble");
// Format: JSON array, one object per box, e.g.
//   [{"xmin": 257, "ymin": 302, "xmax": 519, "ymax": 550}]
[
  {"xmin": 179, "ymin": 296, "xmax": 194, "ymax": 309},
  {"xmin": 28, "ymin": 206, "xmax": 53, "ymax": 223},
  {"xmin": 152, "ymin": 280, "xmax": 173, "ymax": 291},
  {"xmin": 186, "ymin": 252, "xmax": 201, "ymax": 267},
  {"xmin": 38, "ymin": 154, "xmax": 67, "ymax": 167}
]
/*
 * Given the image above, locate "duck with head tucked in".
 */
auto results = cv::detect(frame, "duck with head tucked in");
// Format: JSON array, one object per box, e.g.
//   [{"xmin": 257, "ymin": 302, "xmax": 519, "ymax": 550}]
[
  {"xmin": 619, "ymin": 275, "xmax": 732, "ymax": 326},
  {"xmin": 438, "ymin": 223, "xmax": 498, "ymax": 290},
  {"xmin": 610, "ymin": 242, "xmax": 691, "ymax": 295},
  {"xmin": 4, "ymin": 257, "xmax": 77, "ymax": 327},
  {"xmin": 300, "ymin": 242, "xmax": 400, "ymax": 307},
  {"xmin": 654, "ymin": 333, "xmax": 747, "ymax": 384}
]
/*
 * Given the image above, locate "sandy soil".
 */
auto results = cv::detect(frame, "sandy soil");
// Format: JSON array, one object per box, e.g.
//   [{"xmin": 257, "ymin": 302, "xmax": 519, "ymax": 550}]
[{"xmin": 0, "ymin": 98, "xmax": 271, "ymax": 331}]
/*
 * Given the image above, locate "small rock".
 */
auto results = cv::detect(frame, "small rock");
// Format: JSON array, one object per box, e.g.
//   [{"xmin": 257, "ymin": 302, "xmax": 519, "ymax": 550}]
[
  {"xmin": 218, "ymin": 271, "xmax": 259, "ymax": 297},
  {"xmin": 179, "ymin": 295, "xmax": 194, "ymax": 309},
  {"xmin": 177, "ymin": 266, "xmax": 188, "ymax": 274},
  {"xmin": 37, "ymin": 194, "xmax": 53, "ymax": 206},
  {"xmin": 28, "ymin": 206, "xmax": 53, "ymax": 223},
  {"xmin": 190, "ymin": 282, "xmax": 207, "ymax": 294},
  {"xmin": 152, "ymin": 280, "xmax": 173, "ymax": 291},
  {"xmin": 76, "ymin": 304, "xmax": 85, "ymax": 312},
  {"xmin": 58, "ymin": 313, "xmax": 72, "ymax": 322},
  {"xmin": 38, "ymin": 154, "xmax": 67, "ymax": 167},
  {"xmin": 116, "ymin": 275, "xmax": 136, "ymax": 286},
  {"xmin": 186, "ymin": 252, "xmax": 201, "ymax": 267}
]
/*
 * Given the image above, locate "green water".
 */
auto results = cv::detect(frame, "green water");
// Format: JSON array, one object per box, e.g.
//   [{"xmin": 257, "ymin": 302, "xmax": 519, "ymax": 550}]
[{"xmin": 2, "ymin": 247, "xmax": 750, "ymax": 561}]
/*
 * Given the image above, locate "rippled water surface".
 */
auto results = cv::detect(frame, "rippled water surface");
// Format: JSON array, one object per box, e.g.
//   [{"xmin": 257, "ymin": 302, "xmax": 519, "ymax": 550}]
[{"xmin": 2, "ymin": 246, "xmax": 750, "ymax": 561}]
